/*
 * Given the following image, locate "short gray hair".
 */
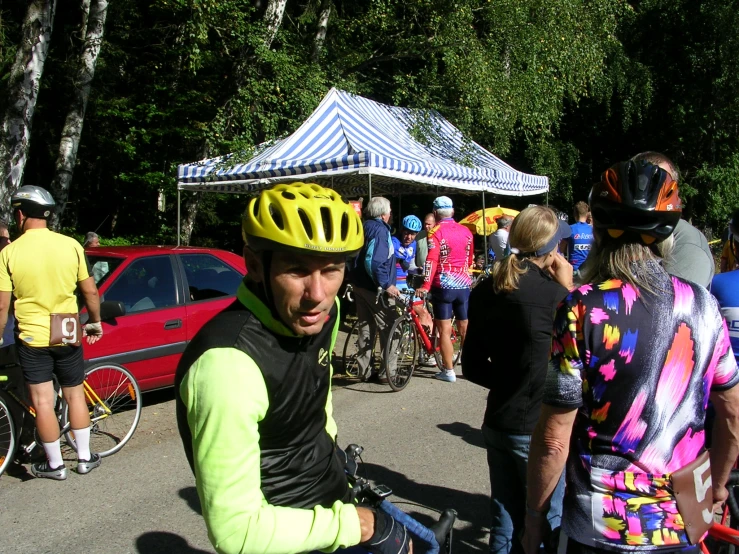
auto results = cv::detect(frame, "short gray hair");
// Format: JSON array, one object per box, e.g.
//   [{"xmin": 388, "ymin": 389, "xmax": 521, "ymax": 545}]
[
  {"xmin": 435, "ymin": 207, "xmax": 453, "ymax": 219},
  {"xmin": 367, "ymin": 197, "xmax": 391, "ymax": 218},
  {"xmin": 83, "ymin": 231, "xmax": 99, "ymax": 247},
  {"xmin": 497, "ymin": 216, "xmax": 513, "ymax": 229}
]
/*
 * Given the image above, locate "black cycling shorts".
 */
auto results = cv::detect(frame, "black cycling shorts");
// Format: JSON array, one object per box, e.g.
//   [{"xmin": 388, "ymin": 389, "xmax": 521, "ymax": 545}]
[
  {"xmin": 431, "ymin": 288, "xmax": 470, "ymax": 320},
  {"xmin": 18, "ymin": 341, "xmax": 85, "ymax": 387}
]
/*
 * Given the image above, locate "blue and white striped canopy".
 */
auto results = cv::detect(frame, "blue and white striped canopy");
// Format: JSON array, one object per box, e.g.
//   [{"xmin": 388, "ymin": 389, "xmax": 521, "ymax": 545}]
[{"xmin": 177, "ymin": 88, "xmax": 548, "ymax": 196}]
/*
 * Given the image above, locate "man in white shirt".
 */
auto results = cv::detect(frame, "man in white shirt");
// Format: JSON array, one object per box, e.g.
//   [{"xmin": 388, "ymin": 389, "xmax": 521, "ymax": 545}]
[{"xmin": 491, "ymin": 216, "xmax": 512, "ymax": 260}]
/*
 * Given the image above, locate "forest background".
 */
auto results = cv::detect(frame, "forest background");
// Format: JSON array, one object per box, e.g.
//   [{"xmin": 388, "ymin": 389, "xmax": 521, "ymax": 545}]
[{"xmin": 1, "ymin": 0, "xmax": 738, "ymax": 253}]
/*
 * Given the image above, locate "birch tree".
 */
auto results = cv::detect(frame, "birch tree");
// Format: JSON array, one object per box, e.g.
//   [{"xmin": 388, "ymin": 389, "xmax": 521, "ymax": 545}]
[
  {"xmin": 311, "ymin": 0, "xmax": 331, "ymax": 63},
  {"xmin": 0, "ymin": 0, "xmax": 56, "ymax": 220},
  {"xmin": 50, "ymin": 0, "xmax": 108, "ymax": 228},
  {"xmin": 180, "ymin": 0, "xmax": 289, "ymax": 245}
]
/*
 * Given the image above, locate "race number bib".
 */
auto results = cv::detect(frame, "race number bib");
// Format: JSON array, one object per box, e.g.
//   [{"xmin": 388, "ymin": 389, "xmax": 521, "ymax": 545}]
[
  {"xmin": 672, "ymin": 450, "xmax": 713, "ymax": 544},
  {"xmin": 49, "ymin": 313, "xmax": 82, "ymax": 347}
]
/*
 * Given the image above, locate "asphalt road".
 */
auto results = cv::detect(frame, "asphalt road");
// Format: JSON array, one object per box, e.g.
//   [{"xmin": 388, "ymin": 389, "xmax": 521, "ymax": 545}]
[{"xmin": 0, "ymin": 331, "xmax": 492, "ymax": 554}]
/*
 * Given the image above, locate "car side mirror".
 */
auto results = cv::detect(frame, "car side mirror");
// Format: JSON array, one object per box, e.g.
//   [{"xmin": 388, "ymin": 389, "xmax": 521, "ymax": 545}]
[{"xmin": 100, "ymin": 300, "xmax": 126, "ymax": 321}]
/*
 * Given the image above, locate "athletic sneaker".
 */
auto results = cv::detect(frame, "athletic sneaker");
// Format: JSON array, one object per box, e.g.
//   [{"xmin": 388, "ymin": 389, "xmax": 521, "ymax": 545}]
[
  {"xmin": 420, "ymin": 355, "xmax": 437, "ymax": 367},
  {"xmin": 434, "ymin": 370, "xmax": 456, "ymax": 383},
  {"xmin": 76, "ymin": 453, "xmax": 101, "ymax": 475},
  {"xmin": 31, "ymin": 461, "xmax": 67, "ymax": 481}
]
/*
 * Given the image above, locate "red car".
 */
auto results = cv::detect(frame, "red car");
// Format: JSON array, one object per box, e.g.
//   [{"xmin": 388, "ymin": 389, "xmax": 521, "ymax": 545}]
[{"xmin": 83, "ymin": 246, "xmax": 246, "ymax": 391}]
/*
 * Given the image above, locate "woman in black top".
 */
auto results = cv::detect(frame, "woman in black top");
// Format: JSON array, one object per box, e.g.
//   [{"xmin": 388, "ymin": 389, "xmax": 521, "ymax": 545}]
[{"xmin": 462, "ymin": 206, "xmax": 573, "ymax": 554}]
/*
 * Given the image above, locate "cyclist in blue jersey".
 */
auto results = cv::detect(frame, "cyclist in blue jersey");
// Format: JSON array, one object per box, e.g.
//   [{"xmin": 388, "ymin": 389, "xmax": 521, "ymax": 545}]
[
  {"xmin": 566, "ymin": 201, "xmax": 594, "ymax": 273},
  {"xmin": 712, "ymin": 270, "xmax": 739, "ymax": 363},
  {"xmin": 392, "ymin": 215, "xmax": 422, "ymax": 290}
]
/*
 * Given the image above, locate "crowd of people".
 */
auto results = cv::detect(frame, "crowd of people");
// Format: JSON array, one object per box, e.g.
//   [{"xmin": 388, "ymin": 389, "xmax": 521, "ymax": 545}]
[{"xmin": 6, "ymin": 148, "xmax": 739, "ymax": 554}]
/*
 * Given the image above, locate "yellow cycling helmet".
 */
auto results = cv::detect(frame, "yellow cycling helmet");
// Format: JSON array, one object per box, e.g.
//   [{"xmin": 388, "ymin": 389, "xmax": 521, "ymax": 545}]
[{"xmin": 242, "ymin": 182, "xmax": 364, "ymax": 255}]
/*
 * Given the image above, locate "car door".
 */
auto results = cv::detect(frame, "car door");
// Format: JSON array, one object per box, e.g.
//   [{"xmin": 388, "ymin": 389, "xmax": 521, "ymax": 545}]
[
  {"xmin": 178, "ymin": 253, "xmax": 245, "ymax": 341},
  {"xmin": 84, "ymin": 254, "xmax": 187, "ymax": 390}
]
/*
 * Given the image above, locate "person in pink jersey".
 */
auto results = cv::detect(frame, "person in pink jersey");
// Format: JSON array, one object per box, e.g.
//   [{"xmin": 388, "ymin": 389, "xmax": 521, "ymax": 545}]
[{"xmin": 417, "ymin": 196, "xmax": 474, "ymax": 382}]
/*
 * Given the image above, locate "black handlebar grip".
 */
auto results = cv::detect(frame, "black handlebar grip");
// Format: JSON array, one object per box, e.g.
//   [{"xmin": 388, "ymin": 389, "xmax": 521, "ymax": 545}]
[{"xmin": 430, "ymin": 508, "xmax": 457, "ymax": 546}]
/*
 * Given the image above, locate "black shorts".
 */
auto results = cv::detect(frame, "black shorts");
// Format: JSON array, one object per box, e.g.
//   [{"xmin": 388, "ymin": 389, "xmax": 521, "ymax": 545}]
[
  {"xmin": 17, "ymin": 341, "xmax": 85, "ymax": 387},
  {"xmin": 430, "ymin": 288, "xmax": 470, "ymax": 320}
]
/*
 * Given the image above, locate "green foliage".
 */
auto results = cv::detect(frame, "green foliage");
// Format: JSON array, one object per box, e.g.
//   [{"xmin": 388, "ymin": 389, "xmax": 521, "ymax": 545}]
[{"xmin": 1, "ymin": 0, "xmax": 738, "ymax": 247}]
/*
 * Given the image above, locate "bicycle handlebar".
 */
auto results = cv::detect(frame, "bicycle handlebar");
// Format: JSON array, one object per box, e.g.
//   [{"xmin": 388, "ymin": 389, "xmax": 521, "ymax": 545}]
[{"xmin": 341, "ymin": 443, "xmax": 456, "ymax": 554}]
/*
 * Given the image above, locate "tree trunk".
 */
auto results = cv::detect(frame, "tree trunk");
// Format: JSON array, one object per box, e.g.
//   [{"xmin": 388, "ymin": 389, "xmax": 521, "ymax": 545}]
[
  {"xmin": 50, "ymin": 0, "xmax": 108, "ymax": 229},
  {"xmin": 180, "ymin": 192, "xmax": 201, "ymax": 246},
  {"xmin": 0, "ymin": 0, "xmax": 57, "ymax": 222},
  {"xmin": 311, "ymin": 0, "xmax": 331, "ymax": 63},
  {"xmin": 263, "ymin": 0, "xmax": 288, "ymax": 49},
  {"xmin": 180, "ymin": 1, "xmax": 288, "ymax": 245}
]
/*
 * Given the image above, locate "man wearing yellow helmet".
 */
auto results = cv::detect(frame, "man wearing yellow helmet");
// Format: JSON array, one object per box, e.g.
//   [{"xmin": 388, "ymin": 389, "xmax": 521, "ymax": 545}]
[{"xmin": 175, "ymin": 183, "xmax": 412, "ymax": 554}]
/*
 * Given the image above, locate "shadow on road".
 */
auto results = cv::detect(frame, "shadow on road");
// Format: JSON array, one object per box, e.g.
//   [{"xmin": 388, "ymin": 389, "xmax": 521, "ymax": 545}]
[
  {"xmin": 361, "ymin": 462, "xmax": 489, "ymax": 553},
  {"xmin": 136, "ymin": 531, "xmax": 210, "ymax": 553},
  {"xmin": 179, "ymin": 486, "xmax": 203, "ymax": 515},
  {"xmin": 437, "ymin": 422, "xmax": 485, "ymax": 449}
]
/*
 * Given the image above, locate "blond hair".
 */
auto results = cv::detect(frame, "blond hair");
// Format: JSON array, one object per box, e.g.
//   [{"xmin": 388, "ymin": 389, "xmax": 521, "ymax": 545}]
[
  {"xmin": 491, "ymin": 206, "xmax": 559, "ymax": 293},
  {"xmin": 579, "ymin": 232, "xmax": 674, "ymax": 295}
]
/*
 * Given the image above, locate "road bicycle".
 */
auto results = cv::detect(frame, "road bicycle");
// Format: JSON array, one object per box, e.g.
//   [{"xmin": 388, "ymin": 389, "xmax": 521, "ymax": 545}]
[
  {"xmin": 0, "ymin": 349, "xmax": 142, "ymax": 477},
  {"xmin": 381, "ymin": 284, "xmax": 463, "ymax": 392},
  {"xmin": 341, "ymin": 443, "xmax": 457, "ymax": 554}
]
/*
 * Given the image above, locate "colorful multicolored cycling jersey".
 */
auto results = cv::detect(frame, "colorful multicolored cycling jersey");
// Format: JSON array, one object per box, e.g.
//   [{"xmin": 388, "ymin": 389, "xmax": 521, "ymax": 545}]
[
  {"xmin": 391, "ymin": 236, "xmax": 416, "ymax": 288},
  {"xmin": 421, "ymin": 218, "xmax": 474, "ymax": 291},
  {"xmin": 568, "ymin": 222, "xmax": 594, "ymax": 270},
  {"xmin": 544, "ymin": 264, "xmax": 739, "ymax": 551},
  {"xmin": 711, "ymin": 270, "xmax": 739, "ymax": 364}
]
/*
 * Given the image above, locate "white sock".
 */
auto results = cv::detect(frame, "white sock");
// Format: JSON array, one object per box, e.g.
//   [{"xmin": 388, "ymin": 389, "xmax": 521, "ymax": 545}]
[
  {"xmin": 445, "ymin": 368, "xmax": 455, "ymax": 374},
  {"xmin": 41, "ymin": 439, "xmax": 64, "ymax": 469},
  {"xmin": 73, "ymin": 427, "xmax": 92, "ymax": 461}
]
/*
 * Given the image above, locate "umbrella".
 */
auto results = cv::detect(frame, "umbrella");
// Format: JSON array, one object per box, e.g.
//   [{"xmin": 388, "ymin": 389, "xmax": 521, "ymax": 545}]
[{"xmin": 460, "ymin": 207, "xmax": 520, "ymax": 236}]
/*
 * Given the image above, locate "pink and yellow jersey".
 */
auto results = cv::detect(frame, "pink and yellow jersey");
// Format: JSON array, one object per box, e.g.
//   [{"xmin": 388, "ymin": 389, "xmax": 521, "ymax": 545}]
[{"xmin": 421, "ymin": 218, "xmax": 474, "ymax": 291}]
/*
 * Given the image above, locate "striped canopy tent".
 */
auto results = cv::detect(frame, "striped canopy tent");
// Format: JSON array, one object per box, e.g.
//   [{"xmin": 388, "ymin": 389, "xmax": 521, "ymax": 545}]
[{"xmin": 176, "ymin": 88, "xmax": 548, "ymax": 243}]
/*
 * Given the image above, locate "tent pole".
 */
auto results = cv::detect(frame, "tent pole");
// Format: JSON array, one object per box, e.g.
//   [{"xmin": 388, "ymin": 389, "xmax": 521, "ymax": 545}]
[
  {"xmin": 482, "ymin": 190, "xmax": 488, "ymax": 263},
  {"xmin": 546, "ymin": 190, "xmax": 549, "ymax": 206},
  {"xmin": 177, "ymin": 188, "xmax": 181, "ymax": 247},
  {"xmin": 399, "ymin": 193, "xmax": 402, "ymax": 218},
  {"xmin": 368, "ymin": 174, "xmax": 372, "ymax": 200}
]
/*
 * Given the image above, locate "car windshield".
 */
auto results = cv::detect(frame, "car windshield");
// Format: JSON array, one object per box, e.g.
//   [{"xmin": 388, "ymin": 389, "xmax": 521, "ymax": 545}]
[{"xmin": 86, "ymin": 255, "xmax": 125, "ymax": 288}]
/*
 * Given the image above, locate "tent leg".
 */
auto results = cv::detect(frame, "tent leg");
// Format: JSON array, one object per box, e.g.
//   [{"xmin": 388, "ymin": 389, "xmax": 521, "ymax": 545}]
[
  {"xmin": 546, "ymin": 191, "xmax": 549, "ymax": 206},
  {"xmin": 399, "ymin": 193, "xmax": 402, "ymax": 219},
  {"xmin": 177, "ymin": 188, "xmax": 181, "ymax": 247},
  {"xmin": 482, "ymin": 190, "xmax": 488, "ymax": 263},
  {"xmin": 368, "ymin": 174, "xmax": 372, "ymax": 200}
]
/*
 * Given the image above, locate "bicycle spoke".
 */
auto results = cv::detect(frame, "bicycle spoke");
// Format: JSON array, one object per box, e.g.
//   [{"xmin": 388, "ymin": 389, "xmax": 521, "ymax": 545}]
[{"xmin": 64, "ymin": 365, "xmax": 141, "ymax": 458}]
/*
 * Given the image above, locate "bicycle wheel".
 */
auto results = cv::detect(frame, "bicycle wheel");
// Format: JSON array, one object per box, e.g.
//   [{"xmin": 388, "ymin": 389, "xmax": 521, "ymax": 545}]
[
  {"xmin": 383, "ymin": 317, "xmax": 417, "ymax": 392},
  {"xmin": 0, "ymin": 390, "xmax": 17, "ymax": 477},
  {"xmin": 342, "ymin": 320, "xmax": 361, "ymax": 377},
  {"xmin": 63, "ymin": 364, "xmax": 142, "ymax": 458},
  {"xmin": 433, "ymin": 317, "xmax": 463, "ymax": 369}
]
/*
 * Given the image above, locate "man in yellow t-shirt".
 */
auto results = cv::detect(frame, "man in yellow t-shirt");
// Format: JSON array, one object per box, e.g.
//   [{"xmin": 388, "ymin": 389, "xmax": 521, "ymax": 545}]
[{"xmin": 0, "ymin": 186, "xmax": 104, "ymax": 480}]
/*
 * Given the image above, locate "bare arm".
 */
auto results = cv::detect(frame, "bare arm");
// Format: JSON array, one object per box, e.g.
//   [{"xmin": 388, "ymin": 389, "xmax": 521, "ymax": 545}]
[
  {"xmin": 709, "ymin": 384, "xmax": 739, "ymax": 506},
  {"xmin": 78, "ymin": 276, "xmax": 101, "ymax": 322},
  {"xmin": 0, "ymin": 291, "xmax": 11, "ymax": 340},
  {"xmin": 522, "ymin": 405, "xmax": 577, "ymax": 554}
]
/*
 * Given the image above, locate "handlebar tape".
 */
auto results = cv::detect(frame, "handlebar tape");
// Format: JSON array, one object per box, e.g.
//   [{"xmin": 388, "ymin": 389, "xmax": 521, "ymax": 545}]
[{"xmin": 379, "ymin": 499, "xmax": 440, "ymax": 554}]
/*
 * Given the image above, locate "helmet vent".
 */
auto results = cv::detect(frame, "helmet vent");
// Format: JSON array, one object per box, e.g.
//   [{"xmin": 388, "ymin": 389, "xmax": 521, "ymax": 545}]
[
  {"xmin": 320, "ymin": 207, "xmax": 333, "ymax": 241},
  {"xmin": 298, "ymin": 208, "xmax": 313, "ymax": 239},
  {"xmin": 253, "ymin": 197, "xmax": 261, "ymax": 218},
  {"xmin": 269, "ymin": 204, "xmax": 285, "ymax": 230},
  {"xmin": 281, "ymin": 191, "xmax": 296, "ymax": 200},
  {"xmin": 340, "ymin": 213, "xmax": 349, "ymax": 241}
]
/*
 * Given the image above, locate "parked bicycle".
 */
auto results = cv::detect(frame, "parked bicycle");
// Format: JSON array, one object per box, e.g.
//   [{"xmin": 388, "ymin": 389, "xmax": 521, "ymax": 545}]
[
  {"xmin": 0, "ymin": 347, "xmax": 142, "ymax": 477},
  {"xmin": 341, "ymin": 443, "xmax": 457, "ymax": 554}
]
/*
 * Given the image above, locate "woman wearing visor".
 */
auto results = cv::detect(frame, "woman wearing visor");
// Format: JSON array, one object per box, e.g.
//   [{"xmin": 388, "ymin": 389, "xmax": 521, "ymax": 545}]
[{"xmin": 463, "ymin": 205, "xmax": 574, "ymax": 554}]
